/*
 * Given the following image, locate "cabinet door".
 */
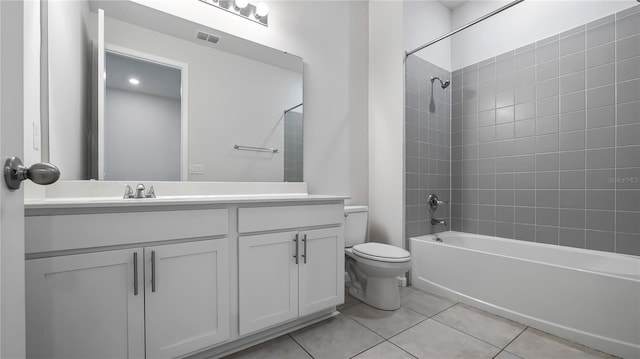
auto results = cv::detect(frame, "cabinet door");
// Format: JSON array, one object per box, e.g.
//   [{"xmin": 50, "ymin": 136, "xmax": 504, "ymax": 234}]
[
  {"xmin": 26, "ymin": 249, "xmax": 145, "ymax": 359},
  {"xmin": 144, "ymin": 239, "xmax": 229, "ymax": 359},
  {"xmin": 299, "ymin": 227, "xmax": 344, "ymax": 316},
  {"xmin": 239, "ymin": 231, "xmax": 299, "ymax": 335}
]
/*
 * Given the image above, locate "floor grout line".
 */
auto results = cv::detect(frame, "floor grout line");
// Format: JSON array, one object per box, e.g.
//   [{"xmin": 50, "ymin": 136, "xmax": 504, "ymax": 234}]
[
  {"xmin": 234, "ymin": 286, "xmax": 619, "ymax": 359},
  {"xmin": 387, "ymin": 339, "xmax": 420, "ymax": 359},
  {"xmin": 491, "ymin": 326, "xmax": 529, "ymax": 359},
  {"xmin": 429, "ymin": 315, "xmax": 505, "ymax": 352},
  {"xmin": 287, "ymin": 333, "xmax": 315, "ymax": 359},
  {"xmin": 384, "ymin": 302, "xmax": 458, "ymax": 341}
]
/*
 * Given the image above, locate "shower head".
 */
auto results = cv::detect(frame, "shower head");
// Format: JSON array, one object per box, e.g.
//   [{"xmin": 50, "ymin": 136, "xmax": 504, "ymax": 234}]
[{"xmin": 431, "ymin": 76, "xmax": 450, "ymax": 89}]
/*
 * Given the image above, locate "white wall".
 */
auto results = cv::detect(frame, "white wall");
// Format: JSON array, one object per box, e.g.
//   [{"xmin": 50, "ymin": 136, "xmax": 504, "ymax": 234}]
[
  {"xmin": 403, "ymin": 0, "xmax": 452, "ymax": 71},
  {"xmin": 104, "ymin": 88, "xmax": 181, "ymax": 181},
  {"xmin": 104, "ymin": 17, "xmax": 300, "ymax": 182},
  {"xmin": 24, "ymin": 1, "xmax": 41, "ymax": 168},
  {"xmin": 48, "ymin": 0, "xmax": 91, "ymax": 179},
  {"xmin": 451, "ymin": 0, "xmax": 637, "ymax": 69},
  {"xmin": 369, "ymin": 0, "xmax": 405, "ymax": 248},
  {"xmin": 127, "ymin": 0, "xmax": 369, "ymax": 204}
]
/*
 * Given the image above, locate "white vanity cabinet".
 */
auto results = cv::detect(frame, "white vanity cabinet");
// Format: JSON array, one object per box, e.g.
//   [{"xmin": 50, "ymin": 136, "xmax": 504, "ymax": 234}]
[
  {"xmin": 25, "ymin": 208, "xmax": 231, "ymax": 359},
  {"xmin": 144, "ymin": 240, "xmax": 229, "ymax": 359},
  {"xmin": 238, "ymin": 231, "xmax": 300, "ymax": 335},
  {"xmin": 25, "ymin": 197, "xmax": 347, "ymax": 359},
  {"xmin": 238, "ymin": 205, "xmax": 344, "ymax": 335},
  {"xmin": 26, "ymin": 248, "xmax": 146, "ymax": 359},
  {"xmin": 26, "ymin": 239, "xmax": 229, "ymax": 359}
]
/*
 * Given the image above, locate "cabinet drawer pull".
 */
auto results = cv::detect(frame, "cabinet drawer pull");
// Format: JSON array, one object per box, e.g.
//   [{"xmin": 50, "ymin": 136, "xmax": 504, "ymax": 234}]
[
  {"xmin": 293, "ymin": 234, "xmax": 299, "ymax": 264},
  {"xmin": 133, "ymin": 252, "xmax": 139, "ymax": 296},
  {"xmin": 151, "ymin": 250, "xmax": 156, "ymax": 292},
  {"xmin": 302, "ymin": 234, "xmax": 307, "ymax": 264}
]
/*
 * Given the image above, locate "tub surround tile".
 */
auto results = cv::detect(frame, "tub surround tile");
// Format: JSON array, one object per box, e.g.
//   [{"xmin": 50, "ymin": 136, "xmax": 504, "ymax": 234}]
[
  {"xmin": 407, "ymin": 7, "xmax": 639, "ymax": 256},
  {"xmin": 290, "ymin": 314, "xmax": 383, "ymax": 359},
  {"xmin": 342, "ymin": 303, "xmax": 427, "ymax": 339},
  {"xmin": 390, "ymin": 319, "xmax": 501, "ymax": 359},
  {"xmin": 433, "ymin": 304, "xmax": 526, "ymax": 348},
  {"xmin": 505, "ymin": 328, "xmax": 617, "ymax": 359},
  {"xmin": 616, "ymin": 232, "xmax": 640, "ymax": 255}
]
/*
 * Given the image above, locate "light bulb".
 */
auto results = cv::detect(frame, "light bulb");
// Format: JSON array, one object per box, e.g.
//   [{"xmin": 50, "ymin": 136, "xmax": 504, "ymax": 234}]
[
  {"xmin": 255, "ymin": 2, "xmax": 269, "ymax": 17},
  {"xmin": 234, "ymin": 0, "xmax": 248, "ymax": 10},
  {"xmin": 128, "ymin": 78, "xmax": 140, "ymax": 85}
]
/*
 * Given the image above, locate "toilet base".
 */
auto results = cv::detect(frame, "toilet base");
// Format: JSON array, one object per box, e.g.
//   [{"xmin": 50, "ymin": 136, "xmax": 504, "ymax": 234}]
[
  {"xmin": 344, "ymin": 248, "xmax": 410, "ymax": 311},
  {"xmin": 362, "ymin": 276, "xmax": 401, "ymax": 310},
  {"xmin": 346, "ymin": 275, "xmax": 401, "ymax": 311}
]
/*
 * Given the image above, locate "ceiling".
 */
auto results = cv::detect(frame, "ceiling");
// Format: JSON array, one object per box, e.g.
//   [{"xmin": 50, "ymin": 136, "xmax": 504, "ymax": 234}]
[
  {"xmin": 439, "ymin": 0, "xmax": 469, "ymax": 11},
  {"xmin": 105, "ymin": 52, "xmax": 182, "ymax": 100}
]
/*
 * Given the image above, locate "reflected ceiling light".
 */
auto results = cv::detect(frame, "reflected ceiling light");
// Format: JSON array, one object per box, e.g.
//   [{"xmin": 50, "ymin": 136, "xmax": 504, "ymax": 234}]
[
  {"xmin": 255, "ymin": 2, "xmax": 269, "ymax": 18},
  {"xmin": 198, "ymin": 0, "xmax": 268, "ymax": 26},
  {"xmin": 234, "ymin": 0, "xmax": 248, "ymax": 10},
  {"xmin": 129, "ymin": 78, "xmax": 140, "ymax": 85}
]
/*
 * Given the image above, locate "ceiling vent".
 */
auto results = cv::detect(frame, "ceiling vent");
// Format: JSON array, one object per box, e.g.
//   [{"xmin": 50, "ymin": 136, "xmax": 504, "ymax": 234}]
[
  {"xmin": 196, "ymin": 31, "xmax": 220, "ymax": 44},
  {"xmin": 196, "ymin": 31, "xmax": 208, "ymax": 40}
]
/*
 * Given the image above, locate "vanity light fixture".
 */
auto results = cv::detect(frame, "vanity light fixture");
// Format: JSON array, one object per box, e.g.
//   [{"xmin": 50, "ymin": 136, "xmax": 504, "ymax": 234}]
[
  {"xmin": 255, "ymin": 2, "xmax": 269, "ymax": 19},
  {"xmin": 234, "ymin": 0, "xmax": 248, "ymax": 10},
  {"xmin": 198, "ymin": 0, "xmax": 269, "ymax": 27},
  {"xmin": 128, "ymin": 78, "xmax": 140, "ymax": 85}
]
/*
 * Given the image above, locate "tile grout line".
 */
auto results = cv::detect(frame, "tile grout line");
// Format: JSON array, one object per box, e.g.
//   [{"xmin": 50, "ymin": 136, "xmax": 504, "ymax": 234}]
[
  {"xmin": 383, "ymin": 301, "xmax": 459, "ymax": 341},
  {"xmin": 286, "ymin": 333, "xmax": 315, "ymax": 359},
  {"xmin": 491, "ymin": 326, "xmax": 529, "ymax": 359},
  {"xmin": 429, "ymin": 314, "xmax": 513, "ymax": 353},
  {"xmin": 386, "ymin": 339, "xmax": 419, "ymax": 359}
]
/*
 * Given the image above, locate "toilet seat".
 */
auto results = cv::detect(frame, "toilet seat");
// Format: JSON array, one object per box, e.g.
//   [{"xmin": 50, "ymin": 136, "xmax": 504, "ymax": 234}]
[{"xmin": 352, "ymin": 243, "xmax": 411, "ymax": 263}]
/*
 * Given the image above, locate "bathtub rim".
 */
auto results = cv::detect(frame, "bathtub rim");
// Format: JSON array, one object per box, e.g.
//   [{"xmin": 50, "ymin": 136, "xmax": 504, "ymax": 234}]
[
  {"xmin": 409, "ymin": 233, "xmax": 640, "ymax": 359},
  {"xmin": 410, "ymin": 231, "xmax": 640, "ymax": 282}
]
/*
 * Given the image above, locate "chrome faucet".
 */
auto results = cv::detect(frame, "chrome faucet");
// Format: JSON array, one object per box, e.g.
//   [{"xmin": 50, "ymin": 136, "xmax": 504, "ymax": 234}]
[
  {"xmin": 123, "ymin": 184, "xmax": 156, "ymax": 199},
  {"xmin": 428, "ymin": 193, "xmax": 448, "ymax": 229},
  {"xmin": 135, "ymin": 184, "xmax": 146, "ymax": 198}
]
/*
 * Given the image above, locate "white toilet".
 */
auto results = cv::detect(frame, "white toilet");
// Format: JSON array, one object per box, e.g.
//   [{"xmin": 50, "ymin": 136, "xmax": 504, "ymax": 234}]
[{"xmin": 344, "ymin": 206, "xmax": 411, "ymax": 310}]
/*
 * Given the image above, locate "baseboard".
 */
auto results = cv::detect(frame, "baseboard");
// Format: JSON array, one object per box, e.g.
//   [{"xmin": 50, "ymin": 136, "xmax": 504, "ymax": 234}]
[{"xmin": 185, "ymin": 309, "xmax": 339, "ymax": 359}]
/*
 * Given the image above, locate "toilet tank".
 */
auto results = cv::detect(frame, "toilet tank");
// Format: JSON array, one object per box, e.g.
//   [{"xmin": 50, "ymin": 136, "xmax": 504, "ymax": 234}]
[{"xmin": 344, "ymin": 205, "xmax": 368, "ymax": 248}]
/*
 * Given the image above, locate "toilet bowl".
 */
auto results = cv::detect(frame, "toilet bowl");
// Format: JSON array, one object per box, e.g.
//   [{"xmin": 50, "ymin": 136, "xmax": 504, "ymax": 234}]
[{"xmin": 344, "ymin": 206, "xmax": 411, "ymax": 310}]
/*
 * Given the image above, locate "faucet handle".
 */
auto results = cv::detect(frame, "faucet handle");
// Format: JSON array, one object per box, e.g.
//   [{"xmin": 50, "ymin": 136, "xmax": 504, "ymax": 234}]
[
  {"xmin": 146, "ymin": 185, "xmax": 156, "ymax": 198},
  {"xmin": 123, "ymin": 185, "xmax": 134, "ymax": 199},
  {"xmin": 134, "ymin": 183, "xmax": 146, "ymax": 198},
  {"xmin": 428, "ymin": 194, "xmax": 448, "ymax": 212}
]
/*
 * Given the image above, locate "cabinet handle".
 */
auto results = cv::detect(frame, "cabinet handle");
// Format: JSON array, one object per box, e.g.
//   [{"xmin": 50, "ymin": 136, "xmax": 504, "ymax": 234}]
[
  {"xmin": 302, "ymin": 234, "xmax": 307, "ymax": 264},
  {"xmin": 151, "ymin": 250, "xmax": 156, "ymax": 292},
  {"xmin": 133, "ymin": 252, "xmax": 139, "ymax": 296},
  {"xmin": 293, "ymin": 234, "xmax": 299, "ymax": 264}
]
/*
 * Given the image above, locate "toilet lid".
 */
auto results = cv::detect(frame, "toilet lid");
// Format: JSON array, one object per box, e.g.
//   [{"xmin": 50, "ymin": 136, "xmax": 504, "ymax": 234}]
[{"xmin": 352, "ymin": 243, "xmax": 411, "ymax": 263}]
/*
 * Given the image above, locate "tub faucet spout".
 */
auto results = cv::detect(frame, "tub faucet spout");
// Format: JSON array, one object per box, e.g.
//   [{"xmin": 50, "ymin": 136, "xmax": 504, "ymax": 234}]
[{"xmin": 431, "ymin": 218, "xmax": 447, "ymax": 227}]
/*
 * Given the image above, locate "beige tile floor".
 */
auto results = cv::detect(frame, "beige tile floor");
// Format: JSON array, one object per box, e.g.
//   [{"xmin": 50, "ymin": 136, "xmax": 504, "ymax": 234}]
[{"xmin": 226, "ymin": 286, "xmax": 618, "ymax": 359}]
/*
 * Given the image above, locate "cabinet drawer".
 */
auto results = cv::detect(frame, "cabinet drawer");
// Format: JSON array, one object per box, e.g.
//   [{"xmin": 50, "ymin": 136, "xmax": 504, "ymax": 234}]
[
  {"xmin": 26, "ymin": 209, "xmax": 228, "ymax": 254},
  {"xmin": 238, "ymin": 204, "xmax": 343, "ymax": 233}
]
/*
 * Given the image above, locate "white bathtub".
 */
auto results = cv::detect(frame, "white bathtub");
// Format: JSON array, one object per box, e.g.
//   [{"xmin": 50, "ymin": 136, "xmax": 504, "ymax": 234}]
[{"xmin": 410, "ymin": 231, "xmax": 640, "ymax": 359}]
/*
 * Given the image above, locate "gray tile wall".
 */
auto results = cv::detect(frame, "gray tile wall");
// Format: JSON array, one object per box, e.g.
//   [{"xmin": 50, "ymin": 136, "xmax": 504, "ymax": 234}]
[
  {"xmin": 284, "ymin": 111, "xmax": 303, "ymax": 182},
  {"xmin": 450, "ymin": 5, "xmax": 640, "ymax": 255},
  {"xmin": 405, "ymin": 56, "xmax": 451, "ymax": 242}
]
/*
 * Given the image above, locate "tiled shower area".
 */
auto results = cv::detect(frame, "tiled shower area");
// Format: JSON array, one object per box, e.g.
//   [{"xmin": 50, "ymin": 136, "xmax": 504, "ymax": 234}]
[
  {"xmin": 284, "ymin": 109, "xmax": 304, "ymax": 182},
  {"xmin": 405, "ymin": 57, "xmax": 452, "ymax": 240},
  {"xmin": 405, "ymin": 5, "xmax": 640, "ymax": 255}
]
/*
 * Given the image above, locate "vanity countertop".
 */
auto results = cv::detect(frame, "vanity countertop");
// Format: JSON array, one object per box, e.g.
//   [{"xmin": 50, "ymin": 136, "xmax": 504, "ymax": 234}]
[{"xmin": 25, "ymin": 194, "xmax": 349, "ymax": 211}]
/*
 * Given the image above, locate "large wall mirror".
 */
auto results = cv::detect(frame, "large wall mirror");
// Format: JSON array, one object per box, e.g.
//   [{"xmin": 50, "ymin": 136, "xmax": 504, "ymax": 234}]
[{"xmin": 42, "ymin": 0, "xmax": 304, "ymax": 182}]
